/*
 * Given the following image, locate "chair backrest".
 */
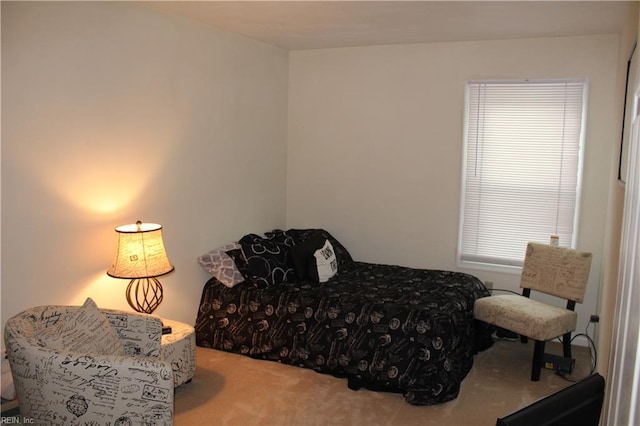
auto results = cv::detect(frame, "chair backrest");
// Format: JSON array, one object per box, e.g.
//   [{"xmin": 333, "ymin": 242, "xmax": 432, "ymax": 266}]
[
  {"xmin": 5, "ymin": 304, "xmax": 163, "ymax": 358},
  {"xmin": 4, "ymin": 305, "xmax": 77, "ymax": 347},
  {"xmin": 520, "ymin": 242, "xmax": 592, "ymax": 303}
]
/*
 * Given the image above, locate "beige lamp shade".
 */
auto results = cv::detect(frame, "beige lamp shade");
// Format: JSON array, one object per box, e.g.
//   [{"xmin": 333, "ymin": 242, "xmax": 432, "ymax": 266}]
[{"xmin": 107, "ymin": 221, "xmax": 174, "ymax": 279}]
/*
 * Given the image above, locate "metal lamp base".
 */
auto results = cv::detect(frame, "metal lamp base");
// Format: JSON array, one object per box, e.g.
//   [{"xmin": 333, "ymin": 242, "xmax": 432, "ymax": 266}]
[
  {"xmin": 126, "ymin": 277, "xmax": 163, "ymax": 314},
  {"xmin": 125, "ymin": 277, "xmax": 171, "ymax": 334}
]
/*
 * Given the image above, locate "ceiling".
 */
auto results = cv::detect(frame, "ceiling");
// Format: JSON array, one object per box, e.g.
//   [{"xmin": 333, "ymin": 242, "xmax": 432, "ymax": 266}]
[{"xmin": 146, "ymin": 1, "xmax": 634, "ymax": 51}]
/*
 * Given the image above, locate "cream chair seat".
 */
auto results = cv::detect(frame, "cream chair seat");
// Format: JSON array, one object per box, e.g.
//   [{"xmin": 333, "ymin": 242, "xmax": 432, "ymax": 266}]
[
  {"xmin": 4, "ymin": 299, "xmax": 174, "ymax": 425},
  {"xmin": 474, "ymin": 242, "xmax": 592, "ymax": 381}
]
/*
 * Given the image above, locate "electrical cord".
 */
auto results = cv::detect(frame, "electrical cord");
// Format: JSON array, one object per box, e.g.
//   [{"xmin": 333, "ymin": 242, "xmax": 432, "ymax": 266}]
[{"xmin": 556, "ymin": 321, "xmax": 598, "ymax": 382}]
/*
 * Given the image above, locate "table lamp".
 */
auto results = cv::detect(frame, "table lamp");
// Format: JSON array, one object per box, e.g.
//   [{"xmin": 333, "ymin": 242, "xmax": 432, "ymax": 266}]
[{"xmin": 107, "ymin": 221, "xmax": 174, "ymax": 320}]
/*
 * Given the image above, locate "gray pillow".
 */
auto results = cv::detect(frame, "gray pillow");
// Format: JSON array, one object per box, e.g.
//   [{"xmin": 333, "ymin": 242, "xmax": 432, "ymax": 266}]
[{"xmin": 198, "ymin": 242, "xmax": 245, "ymax": 287}]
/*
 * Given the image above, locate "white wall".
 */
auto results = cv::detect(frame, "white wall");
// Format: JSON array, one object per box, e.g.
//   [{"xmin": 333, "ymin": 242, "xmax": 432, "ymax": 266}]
[
  {"xmin": 603, "ymin": 7, "xmax": 640, "ymax": 423},
  {"xmin": 599, "ymin": 0, "xmax": 639, "ymax": 386},
  {"xmin": 1, "ymin": 2, "xmax": 289, "ymax": 336},
  {"xmin": 287, "ymin": 35, "xmax": 620, "ymax": 336},
  {"xmin": 0, "ymin": 2, "xmax": 623, "ymax": 355}
]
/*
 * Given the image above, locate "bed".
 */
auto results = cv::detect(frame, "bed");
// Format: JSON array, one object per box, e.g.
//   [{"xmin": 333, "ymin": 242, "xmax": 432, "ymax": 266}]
[{"xmin": 194, "ymin": 229, "xmax": 493, "ymax": 405}]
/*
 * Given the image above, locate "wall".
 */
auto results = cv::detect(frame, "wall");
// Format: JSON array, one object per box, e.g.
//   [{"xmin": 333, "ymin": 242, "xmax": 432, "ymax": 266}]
[
  {"xmin": 605, "ymin": 51, "xmax": 640, "ymax": 424},
  {"xmin": 287, "ymin": 35, "xmax": 620, "ymax": 336},
  {"xmin": 602, "ymin": 4, "xmax": 640, "ymax": 423},
  {"xmin": 1, "ymin": 1, "xmax": 625, "ymax": 360},
  {"xmin": 599, "ymin": 0, "xmax": 639, "ymax": 390},
  {"xmin": 1, "ymin": 2, "xmax": 289, "ymax": 336}
]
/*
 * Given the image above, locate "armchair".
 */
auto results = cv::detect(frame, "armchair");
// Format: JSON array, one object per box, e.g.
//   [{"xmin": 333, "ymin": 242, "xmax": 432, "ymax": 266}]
[
  {"xmin": 473, "ymin": 242, "xmax": 592, "ymax": 381},
  {"xmin": 4, "ymin": 299, "xmax": 174, "ymax": 425}
]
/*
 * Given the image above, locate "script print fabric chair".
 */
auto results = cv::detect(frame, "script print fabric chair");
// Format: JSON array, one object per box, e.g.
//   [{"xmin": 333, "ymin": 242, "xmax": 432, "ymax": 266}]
[
  {"xmin": 473, "ymin": 242, "xmax": 593, "ymax": 381},
  {"xmin": 4, "ymin": 298, "xmax": 174, "ymax": 425}
]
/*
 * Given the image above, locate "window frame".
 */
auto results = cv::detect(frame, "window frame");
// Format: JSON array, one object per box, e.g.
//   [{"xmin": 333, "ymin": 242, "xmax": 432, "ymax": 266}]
[{"xmin": 457, "ymin": 78, "xmax": 588, "ymax": 273}]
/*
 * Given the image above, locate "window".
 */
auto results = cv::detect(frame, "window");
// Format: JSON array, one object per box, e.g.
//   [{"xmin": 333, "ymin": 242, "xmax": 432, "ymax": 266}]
[{"xmin": 458, "ymin": 80, "xmax": 587, "ymax": 269}]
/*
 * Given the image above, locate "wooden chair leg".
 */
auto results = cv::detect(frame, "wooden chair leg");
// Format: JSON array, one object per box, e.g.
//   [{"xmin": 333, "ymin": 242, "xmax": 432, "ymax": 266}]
[
  {"xmin": 562, "ymin": 332, "xmax": 572, "ymax": 358},
  {"xmin": 531, "ymin": 340, "xmax": 545, "ymax": 381}
]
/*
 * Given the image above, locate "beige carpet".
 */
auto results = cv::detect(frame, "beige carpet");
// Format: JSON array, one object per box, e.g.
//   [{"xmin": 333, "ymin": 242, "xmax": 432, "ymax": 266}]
[{"xmin": 174, "ymin": 340, "xmax": 592, "ymax": 426}]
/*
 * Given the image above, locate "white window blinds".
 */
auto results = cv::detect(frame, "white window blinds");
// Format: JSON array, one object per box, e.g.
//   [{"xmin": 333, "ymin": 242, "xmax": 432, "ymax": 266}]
[{"xmin": 459, "ymin": 80, "xmax": 587, "ymax": 268}]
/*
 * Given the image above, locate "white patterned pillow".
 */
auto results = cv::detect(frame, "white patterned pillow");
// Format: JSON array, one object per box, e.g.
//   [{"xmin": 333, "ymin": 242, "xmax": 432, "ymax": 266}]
[
  {"xmin": 198, "ymin": 242, "xmax": 246, "ymax": 287},
  {"xmin": 313, "ymin": 240, "xmax": 338, "ymax": 283},
  {"xmin": 38, "ymin": 298, "xmax": 126, "ymax": 356}
]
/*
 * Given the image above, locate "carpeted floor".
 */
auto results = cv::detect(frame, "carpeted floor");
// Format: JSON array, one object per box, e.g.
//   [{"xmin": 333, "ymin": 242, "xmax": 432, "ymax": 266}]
[{"xmin": 174, "ymin": 339, "xmax": 593, "ymax": 426}]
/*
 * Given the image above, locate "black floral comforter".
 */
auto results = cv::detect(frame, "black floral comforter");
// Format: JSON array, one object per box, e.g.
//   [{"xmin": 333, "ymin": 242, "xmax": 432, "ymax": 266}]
[{"xmin": 195, "ymin": 262, "xmax": 492, "ymax": 405}]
